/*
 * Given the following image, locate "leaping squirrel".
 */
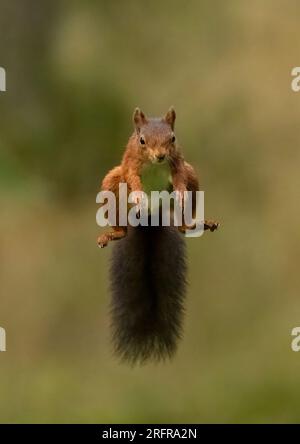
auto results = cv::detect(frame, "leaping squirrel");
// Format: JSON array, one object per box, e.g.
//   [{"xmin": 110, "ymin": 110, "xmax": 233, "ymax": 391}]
[{"xmin": 97, "ymin": 107, "xmax": 219, "ymax": 364}]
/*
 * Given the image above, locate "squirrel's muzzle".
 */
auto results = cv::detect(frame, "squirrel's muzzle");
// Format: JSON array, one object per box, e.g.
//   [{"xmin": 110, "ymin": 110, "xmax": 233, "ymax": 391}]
[{"xmin": 156, "ymin": 154, "xmax": 166, "ymax": 163}]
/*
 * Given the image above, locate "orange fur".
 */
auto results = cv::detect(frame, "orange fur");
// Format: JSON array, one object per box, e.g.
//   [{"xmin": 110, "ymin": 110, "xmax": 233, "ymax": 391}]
[{"xmin": 97, "ymin": 107, "xmax": 217, "ymax": 248}]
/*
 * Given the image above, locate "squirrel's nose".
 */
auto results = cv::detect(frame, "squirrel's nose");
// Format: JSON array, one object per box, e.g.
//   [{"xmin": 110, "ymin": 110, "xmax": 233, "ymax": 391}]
[{"xmin": 157, "ymin": 154, "xmax": 165, "ymax": 162}]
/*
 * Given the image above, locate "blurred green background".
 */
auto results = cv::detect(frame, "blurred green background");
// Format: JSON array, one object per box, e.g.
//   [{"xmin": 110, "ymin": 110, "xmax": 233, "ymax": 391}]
[{"xmin": 1, "ymin": 0, "xmax": 300, "ymax": 423}]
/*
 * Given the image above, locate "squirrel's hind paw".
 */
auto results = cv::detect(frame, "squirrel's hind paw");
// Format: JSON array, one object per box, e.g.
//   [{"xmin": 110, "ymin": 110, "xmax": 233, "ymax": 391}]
[{"xmin": 204, "ymin": 220, "xmax": 220, "ymax": 232}]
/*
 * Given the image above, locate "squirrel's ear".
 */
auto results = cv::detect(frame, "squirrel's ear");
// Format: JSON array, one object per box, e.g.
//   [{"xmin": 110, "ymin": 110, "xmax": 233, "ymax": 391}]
[
  {"xmin": 133, "ymin": 107, "xmax": 147, "ymax": 131},
  {"xmin": 164, "ymin": 106, "xmax": 176, "ymax": 129}
]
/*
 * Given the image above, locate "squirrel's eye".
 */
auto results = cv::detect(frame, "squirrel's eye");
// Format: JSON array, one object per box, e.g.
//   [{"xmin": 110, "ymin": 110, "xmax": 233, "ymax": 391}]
[
  {"xmin": 140, "ymin": 137, "xmax": 146, "ymax": 145},
  {"xmin": 171, "ymin": 135, "xmax": 176, "ymax": 143}
]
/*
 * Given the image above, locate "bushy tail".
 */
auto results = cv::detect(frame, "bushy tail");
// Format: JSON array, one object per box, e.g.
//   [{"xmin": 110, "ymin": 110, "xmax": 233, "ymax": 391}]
[{"xmin": 109, "ymin": 224, "xmax": 187, "ymax": 365}]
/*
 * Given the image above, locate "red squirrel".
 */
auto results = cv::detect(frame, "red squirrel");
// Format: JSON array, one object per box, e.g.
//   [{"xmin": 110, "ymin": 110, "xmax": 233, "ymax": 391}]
[{"xmin": 97, "ymin": 107, "xmax": 219, "ymax": 364}]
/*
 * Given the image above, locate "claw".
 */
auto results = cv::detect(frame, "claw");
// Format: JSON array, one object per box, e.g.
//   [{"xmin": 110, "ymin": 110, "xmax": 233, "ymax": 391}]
[
  {"xmin": 97, "ymin": 235, "xmax": 108, "ymax": 248},
  {"xmin": 204, "ymin": 220, "xmax": 220, "ymax": 232}
]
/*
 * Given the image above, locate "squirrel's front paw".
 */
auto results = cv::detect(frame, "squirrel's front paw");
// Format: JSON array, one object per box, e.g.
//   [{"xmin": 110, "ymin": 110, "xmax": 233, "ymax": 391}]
[{"xmin": 97, "ymin": 233, "xmax": 109, "ymax": 248}]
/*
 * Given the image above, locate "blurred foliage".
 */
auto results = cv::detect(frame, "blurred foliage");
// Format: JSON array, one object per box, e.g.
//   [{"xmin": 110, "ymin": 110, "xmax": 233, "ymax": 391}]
[{"xmin": 1, "ymin": 0, "xmax": 300, "ymax": 423}]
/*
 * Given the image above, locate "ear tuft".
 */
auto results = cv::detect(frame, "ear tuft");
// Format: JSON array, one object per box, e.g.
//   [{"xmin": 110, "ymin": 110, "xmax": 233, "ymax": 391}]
[
  {"xmin": 164, "ymin": 106, "xmax": 176, "ymax": 129},
  {"xmin": 133, "ymin": 107, "xmax": 147, "ymax": 130}
]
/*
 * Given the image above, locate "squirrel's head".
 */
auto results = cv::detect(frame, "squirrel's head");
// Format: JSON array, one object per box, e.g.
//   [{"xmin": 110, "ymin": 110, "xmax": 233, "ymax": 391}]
[{"xmin": 132, "ymin": 107, "xmax": 177, "ymax": 164}]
